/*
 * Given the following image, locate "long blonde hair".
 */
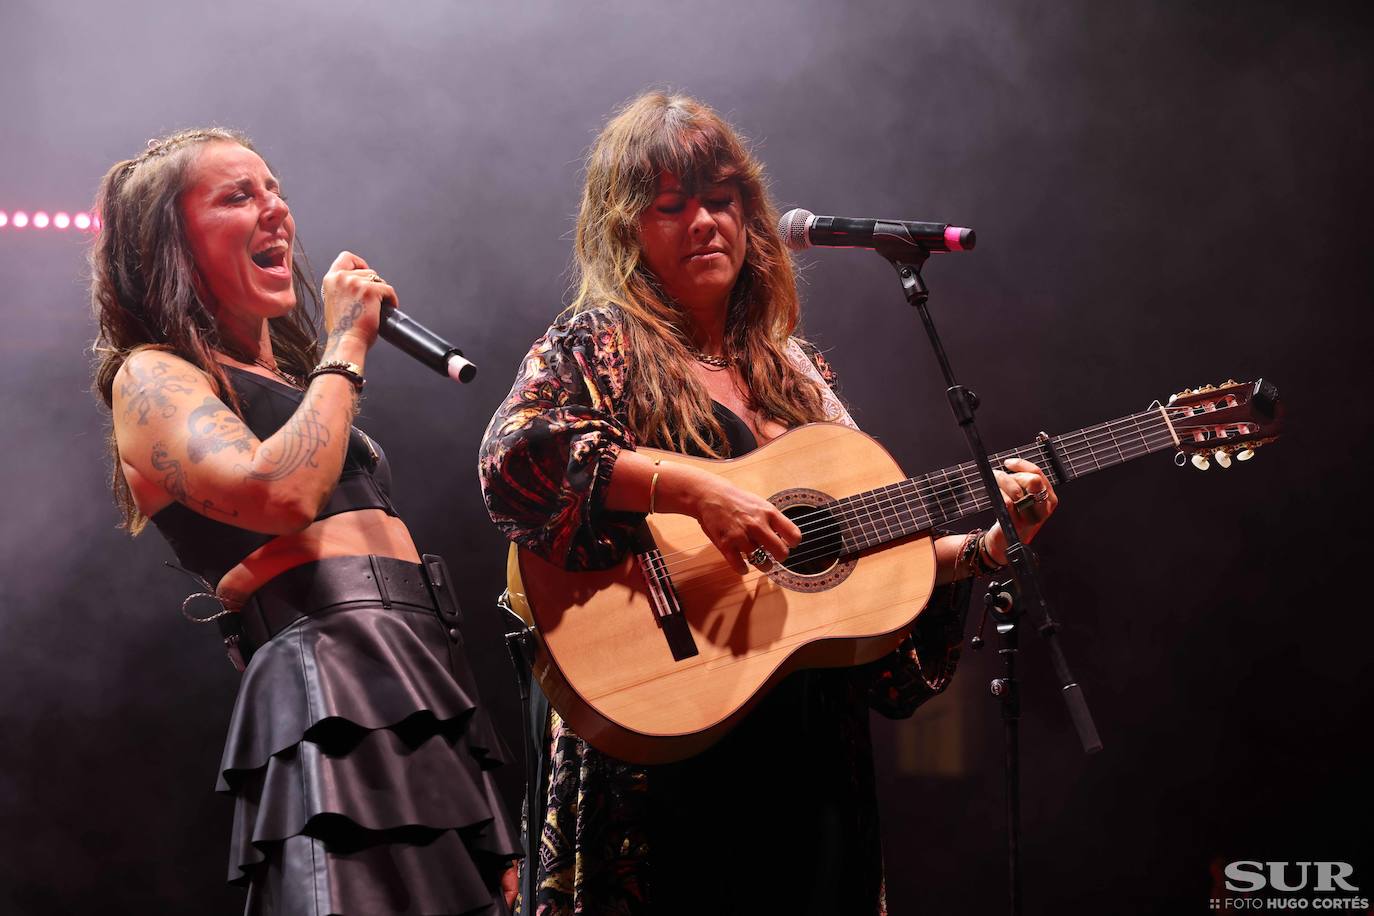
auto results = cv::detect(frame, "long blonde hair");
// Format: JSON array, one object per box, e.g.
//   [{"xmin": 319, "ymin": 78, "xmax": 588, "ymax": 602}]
[
  {"xmin": 570, "ymin": 91, "xmax": 832, "ymax": 456},
  {"xmin": 89, "ymin": 128, "xmax": 321, "ymax": 532}
]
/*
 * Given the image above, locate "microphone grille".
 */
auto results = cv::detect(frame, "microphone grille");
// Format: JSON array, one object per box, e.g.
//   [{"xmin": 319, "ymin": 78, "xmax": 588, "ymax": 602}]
[{"xmin": 777, "ymin": 208, "xmax": 813, "ymax": 252}]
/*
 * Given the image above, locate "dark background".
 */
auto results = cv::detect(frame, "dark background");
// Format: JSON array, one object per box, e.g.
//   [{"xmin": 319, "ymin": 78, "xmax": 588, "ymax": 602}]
[{"xmin": 2, "ymin": 1, "xmax": 1370, "ymax": 912}]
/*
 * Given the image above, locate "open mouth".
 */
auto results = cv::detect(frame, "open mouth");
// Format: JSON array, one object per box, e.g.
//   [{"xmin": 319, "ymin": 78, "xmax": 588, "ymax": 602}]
[{"xmin": 250, "ymin": 240, "xmax": 290, "ymax": 272}]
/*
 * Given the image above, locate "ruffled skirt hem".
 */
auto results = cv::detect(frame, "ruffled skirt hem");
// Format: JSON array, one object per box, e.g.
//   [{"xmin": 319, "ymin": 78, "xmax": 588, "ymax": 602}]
[{"xmin": 219, "ymin": 599, "xmax": 520, "ymax": 914}]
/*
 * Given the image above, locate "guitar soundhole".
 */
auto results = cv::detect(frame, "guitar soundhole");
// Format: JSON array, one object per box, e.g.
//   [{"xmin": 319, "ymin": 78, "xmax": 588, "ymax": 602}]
[
  {"xmin": 766, "ymin": 488, "xmax": 857, "ymax": 593},
  {"xmin": 781, "ymin": 504, "xmax": 842, "ymax": 575}
]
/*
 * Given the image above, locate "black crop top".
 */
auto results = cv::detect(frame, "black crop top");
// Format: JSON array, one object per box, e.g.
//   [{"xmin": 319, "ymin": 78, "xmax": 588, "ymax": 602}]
[{"xmin": 149, "ymin": 366, "xmax": 397, "ymax": 585}]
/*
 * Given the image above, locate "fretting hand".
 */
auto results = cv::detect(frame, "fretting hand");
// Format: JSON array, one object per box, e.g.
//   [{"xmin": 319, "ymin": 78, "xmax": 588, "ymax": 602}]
[{"xmin": 984, "ymin": 457, "xmax": 1059, "ymax": 564}]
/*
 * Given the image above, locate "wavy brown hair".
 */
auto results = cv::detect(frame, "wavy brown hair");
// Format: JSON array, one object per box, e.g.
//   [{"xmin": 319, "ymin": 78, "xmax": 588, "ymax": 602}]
[
  {"xmin": 570, "ymin": 91, "xmax": 833, "ymax": 456},
  {"xmin": 89, "ymin": 127, "xmax": 322, "ymax": 532}
]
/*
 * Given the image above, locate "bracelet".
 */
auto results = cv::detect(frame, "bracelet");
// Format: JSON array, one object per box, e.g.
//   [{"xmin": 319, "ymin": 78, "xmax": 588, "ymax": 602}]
[
  {"xmin": 975, "ymin": 532, "xmax": 1005, "ymax": 575},
  {"xmin": 957, "ymin": 528, "xmax": 984, "ymax": 579},
  {"xmin": 307, "ymin": 360, "xmax": 365, "ymax": 390},
  {"xmin": 648, "ymin": 459, "xmax": 663, "ymax": 514}
]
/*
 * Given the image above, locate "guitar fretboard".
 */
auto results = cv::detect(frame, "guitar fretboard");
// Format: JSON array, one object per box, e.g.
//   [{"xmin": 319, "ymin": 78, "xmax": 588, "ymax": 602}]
[{"xmin": 831, "ymin": 407, "xmax": 1176, "ymax": 554}]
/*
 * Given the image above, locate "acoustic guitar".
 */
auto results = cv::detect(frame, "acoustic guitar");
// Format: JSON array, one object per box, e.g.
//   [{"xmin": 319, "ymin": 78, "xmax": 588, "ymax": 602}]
[{"xmin": 505, "ymin": 379, "xmax": 1282, "ymax": 763}]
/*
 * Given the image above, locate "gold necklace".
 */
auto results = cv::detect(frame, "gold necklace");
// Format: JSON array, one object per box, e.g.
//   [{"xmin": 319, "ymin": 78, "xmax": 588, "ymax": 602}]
[
  {"xmin": 687, "ymin": 347, "xmax": 733, "ymax": 369},
  {"xmin": 254, "ymin": 358, "xmax": 303, "ymax": 389}
]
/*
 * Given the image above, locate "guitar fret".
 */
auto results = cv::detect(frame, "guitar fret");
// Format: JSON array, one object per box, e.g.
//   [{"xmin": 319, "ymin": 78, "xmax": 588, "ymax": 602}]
[
  {"xmin": 845, "ymin": 408, "xmax": 1184, "ymax": 552},
  {"xmin": 1063, "ymin": 430, "xmax": 1085, "ymax": 479},
  {"xmin": 828, "ymin": 406, "xmax": 1189, "ymax": 557},
  {"xmin": 1132, "ymin": 413, "xmax": 1152, "ymax": 454},
  {"xmin": 1107, "ymin": 420, "xmax": 1127, "ymax": 464},
  {"xmin": 1036, "ymin": 441, "xmax": 1064, "ymax": 488}
]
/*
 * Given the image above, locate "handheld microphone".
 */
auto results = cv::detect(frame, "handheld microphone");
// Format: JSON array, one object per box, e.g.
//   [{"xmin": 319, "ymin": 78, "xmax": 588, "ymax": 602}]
[
  {"xmin": 778, "ymin": 208, "xmax": 975, "ymax": 255},
  {"xmin": 378, "ymin": 305, "xmax": 477, "ymax": 384}
]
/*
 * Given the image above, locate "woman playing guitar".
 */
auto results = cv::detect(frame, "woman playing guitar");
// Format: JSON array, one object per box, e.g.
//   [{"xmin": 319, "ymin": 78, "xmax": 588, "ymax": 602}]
[{"xmin": 479, "ymin": 92, "xmax": 1058, "ymax": 915}]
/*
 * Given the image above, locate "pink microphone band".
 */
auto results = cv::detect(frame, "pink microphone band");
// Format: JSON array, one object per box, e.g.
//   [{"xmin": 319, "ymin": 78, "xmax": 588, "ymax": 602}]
[{"xmin": 944, "ymin": 226, "xmax": 972, "ymax": 251}]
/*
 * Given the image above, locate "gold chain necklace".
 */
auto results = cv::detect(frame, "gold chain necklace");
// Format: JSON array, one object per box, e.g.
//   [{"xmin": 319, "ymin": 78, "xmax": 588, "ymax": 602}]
[
  {"xmin": 254, "ymin": 358, "xmax": 303, "ymax": 389},
  {"xmin": 687, "ymin": 347, "xmax": 733, "ymax": 369}
]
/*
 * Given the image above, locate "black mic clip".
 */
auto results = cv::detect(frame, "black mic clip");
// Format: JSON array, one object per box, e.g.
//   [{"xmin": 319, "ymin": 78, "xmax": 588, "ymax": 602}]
[{"xmin": 971, "ymin": 578, "xmax": 1018, "ymax": 651}]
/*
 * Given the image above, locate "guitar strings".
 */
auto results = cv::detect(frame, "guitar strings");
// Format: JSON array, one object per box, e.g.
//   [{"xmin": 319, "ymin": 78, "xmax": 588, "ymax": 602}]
[
  {"xmin": 655, "ymin": 422, "xmax": 1178, "ymax": 582},
  {"xmin": 650, "ymin": 410, "xmax": 1175, "ymax": 573},
  {"xmin": 666, "ymin": 427, "xmax": 1186, "ymax": 589},
  {"xmin": 656, "ymin": 425, "xmax": 1183, "ymax": 590},
  {"xmin": 651, "ymin": 400, "xmax": 1245, "ymax": 588},
  {"xmin": 653, "ymin": 405, "xmax": 1253, "ymax": 594},
  {"xmin": 643, "ymin": 406, "xmax": 1247, "ymax": 598}
]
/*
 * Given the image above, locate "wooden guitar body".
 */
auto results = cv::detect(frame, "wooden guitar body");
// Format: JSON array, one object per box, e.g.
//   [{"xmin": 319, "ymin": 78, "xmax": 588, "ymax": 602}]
[{"xmin": 506, "ymin": 423, "xmax": 936, "ymax": 764}]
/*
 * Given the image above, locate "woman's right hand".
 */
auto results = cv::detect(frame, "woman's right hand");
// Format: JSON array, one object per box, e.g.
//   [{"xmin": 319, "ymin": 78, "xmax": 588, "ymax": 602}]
[
  {"xmin": 605, "ymin": 451, "xmax": 802, "ymax": 575},
  {"xmin": 679, "ymin": 471, "xmax": 803, "ymax": 576},
  {"xmin": 320, "ymin": 251, "xmax": 397, "ymax": 357}
]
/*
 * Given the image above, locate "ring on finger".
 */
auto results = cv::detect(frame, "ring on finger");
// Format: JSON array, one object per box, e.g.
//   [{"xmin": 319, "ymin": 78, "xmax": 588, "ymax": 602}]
[
  {"xmin": 747, "ymin": 546, "xmax": 774, "ymax": 570},
  {"xmin": 1030, "ymin": 488, "xmax": 1051, "ymax": 503},
  {"xmin": 1012, "ymin": 490, "xmax": 1037, "ymax": 514},
  {"xmin": 366, "ymin": 272, "xmax": 385, "ymax": 283}
]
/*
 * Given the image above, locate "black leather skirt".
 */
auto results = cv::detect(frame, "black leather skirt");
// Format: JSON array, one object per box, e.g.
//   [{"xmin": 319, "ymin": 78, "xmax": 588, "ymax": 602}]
[{"xmin": 217, "ymin": 554, "xmax": 520, "ymax": 915}]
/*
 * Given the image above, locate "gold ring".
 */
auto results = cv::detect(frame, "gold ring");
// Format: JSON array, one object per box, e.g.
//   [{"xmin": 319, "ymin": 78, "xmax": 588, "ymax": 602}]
[{"xmin": 367, "ymin": 272, "xmax": 384, "ymax": 283}]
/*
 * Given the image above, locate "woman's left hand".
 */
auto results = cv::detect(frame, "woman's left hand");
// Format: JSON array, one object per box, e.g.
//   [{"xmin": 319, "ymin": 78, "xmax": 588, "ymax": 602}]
[{"xmin": 984, "ymin": 457, "xmax": 1059, "ymax": 565}]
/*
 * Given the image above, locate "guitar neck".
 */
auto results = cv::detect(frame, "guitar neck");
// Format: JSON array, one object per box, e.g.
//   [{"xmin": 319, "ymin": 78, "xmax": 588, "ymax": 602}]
[{"xmin": 833, "ymin": 406, "xmax": 1176, "ymax": 553}]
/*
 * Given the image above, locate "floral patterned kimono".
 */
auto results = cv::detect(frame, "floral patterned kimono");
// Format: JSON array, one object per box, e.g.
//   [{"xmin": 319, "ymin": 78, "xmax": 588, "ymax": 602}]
[{"xmin": 479, "ymin": 305, "xmax": 971, "ymax": 916}]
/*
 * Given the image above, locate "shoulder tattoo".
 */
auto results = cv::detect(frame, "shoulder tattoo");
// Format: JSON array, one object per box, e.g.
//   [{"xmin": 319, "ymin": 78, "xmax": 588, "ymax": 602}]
[{"xmin": 120, "ymin": 358, "xmax": 197, "ymax": 425}]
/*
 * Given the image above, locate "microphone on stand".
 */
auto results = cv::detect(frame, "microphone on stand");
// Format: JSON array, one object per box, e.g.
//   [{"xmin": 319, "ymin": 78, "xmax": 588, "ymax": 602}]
[
  {"xmin": 378, "ymin": 305, "xmax": 476, "ymax": 384},
  {"xmin": 778, "ymin": 208, "xmax": 976, "ymax": 255}
]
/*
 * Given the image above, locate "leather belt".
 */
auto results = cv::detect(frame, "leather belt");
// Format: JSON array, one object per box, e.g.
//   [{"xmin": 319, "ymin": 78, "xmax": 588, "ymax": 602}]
[{"xmin": 237, "ymin": 554, "xmax": 463, "ymax": 660}]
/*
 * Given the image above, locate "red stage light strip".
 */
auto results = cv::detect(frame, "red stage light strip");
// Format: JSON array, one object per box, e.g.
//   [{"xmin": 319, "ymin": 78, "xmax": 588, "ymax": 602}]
[{"xmin": 0, "ymin": 210, "xmax": 100, "ymax": 232}]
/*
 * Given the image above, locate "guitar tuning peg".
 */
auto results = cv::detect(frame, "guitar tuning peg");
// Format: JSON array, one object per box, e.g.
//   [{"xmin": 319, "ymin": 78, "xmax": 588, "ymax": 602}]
[
  {"xmin": 1191, "ymin": 453, "xmax": 1210, "ymax": 470},
  {"xmin": 1214, "ymin": 449, "xmax": 1232, "ymax": 469},
  {"xmin": 1236, "ymin": 448, "xmax": 1255, "ymax": 461}
]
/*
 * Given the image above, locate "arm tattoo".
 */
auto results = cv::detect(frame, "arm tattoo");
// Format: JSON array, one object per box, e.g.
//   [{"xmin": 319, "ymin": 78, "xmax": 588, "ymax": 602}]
[
  {"xmin": 323, "ymin": 299, "xmax": 365, "ymax": 359},
  {"xmin": 186, "ymin": 397, "xmax": 255, "ymax": 463},
  {"xmin": 244, "ymin": 395, "xmax": 333, "ymax": 482},
  {"xmin": 151, "ymin": 441, "xmax": 238, "ymax": 519},
  {"xmin": 120, "ymin": 359, "xmax": 196, "ymax": 425}
]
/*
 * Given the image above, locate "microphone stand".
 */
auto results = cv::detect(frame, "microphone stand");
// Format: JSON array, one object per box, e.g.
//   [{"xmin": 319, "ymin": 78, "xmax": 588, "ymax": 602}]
[
  {"xmin": 883, "ymin": 248, "xmax": 1102, "ymax": 916},
  {"xmin": 497, "ymin": 590, "xmax": 547, "ymax": 914}
]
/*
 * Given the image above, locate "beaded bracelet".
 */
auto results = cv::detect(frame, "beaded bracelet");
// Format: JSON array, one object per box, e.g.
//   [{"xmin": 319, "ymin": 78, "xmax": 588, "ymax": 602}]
[
  {"xmin": 957, "ymin": 528, "xmax": 984, "ymax": 579},
  {"xmin": 975, "ymin": 533, "xmax": 1005, "ymax": 576}
]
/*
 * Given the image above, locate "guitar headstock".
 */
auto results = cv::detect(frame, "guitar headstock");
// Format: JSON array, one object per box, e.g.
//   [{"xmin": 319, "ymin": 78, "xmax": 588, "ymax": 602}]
[{"xmin": 1164, "ymin": 378, "xmax": 1282, "ymax": 469}]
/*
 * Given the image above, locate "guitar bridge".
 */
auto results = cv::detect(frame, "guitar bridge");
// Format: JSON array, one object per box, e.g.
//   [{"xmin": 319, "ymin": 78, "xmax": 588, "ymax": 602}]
[{"xmin": 632, "ymin": 526, "xmax": 699, "ymax": 662}]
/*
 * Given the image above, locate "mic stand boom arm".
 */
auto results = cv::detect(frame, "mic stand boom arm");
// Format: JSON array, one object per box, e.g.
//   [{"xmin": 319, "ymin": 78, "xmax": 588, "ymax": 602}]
[{"xmin": 884, "ymin": 247, "xmax": 1103, "ymax": 916}]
